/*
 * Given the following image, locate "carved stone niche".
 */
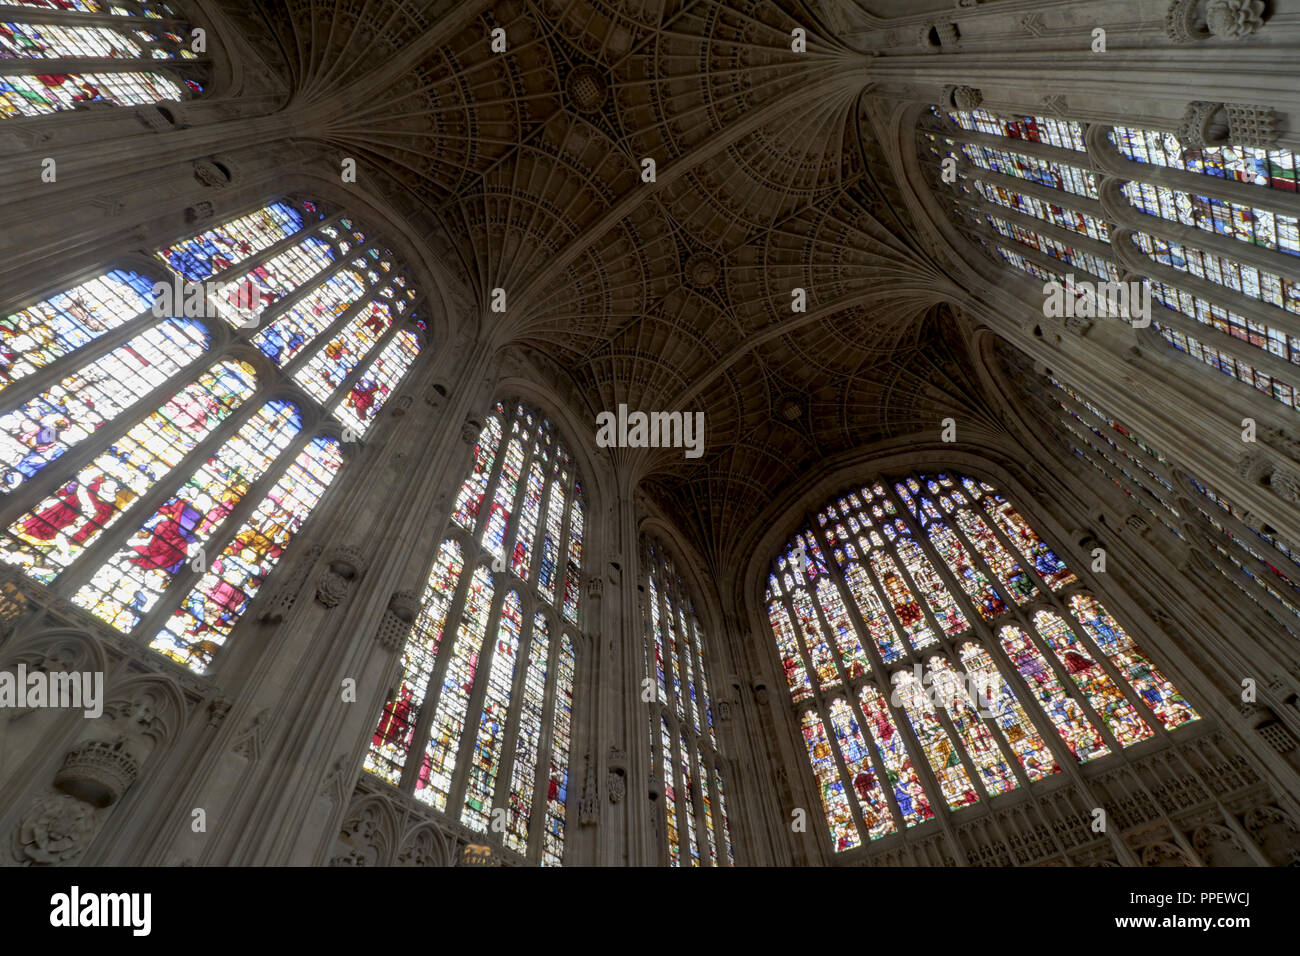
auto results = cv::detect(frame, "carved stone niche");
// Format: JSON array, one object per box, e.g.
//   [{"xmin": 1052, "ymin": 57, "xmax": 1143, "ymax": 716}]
[
  {"xmin": 1167, "ymin": 0, "xmax": 1267, "ymax": 43},
  {"xmin": 375, "ymin": 589, "xmax": 420, "ymax": 652},
  {"xmin": 316, "ymin": 546, "xmax": 366, "ymax": 609}
]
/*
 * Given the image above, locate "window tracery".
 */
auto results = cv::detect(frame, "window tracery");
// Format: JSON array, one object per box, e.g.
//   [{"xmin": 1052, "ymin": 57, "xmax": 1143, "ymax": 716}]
[
  {"xmin": 1036, "ymin": 375, "xmax": 1300, "ymax": 636},
  {"xmin": 765, "ymin": 471, "xmax": 1198, "ymax": 852},
  {"xmin": 0, "ymin": 196, "xmax": 425, "ymax": 671},
  {"xmin": 365, "ymin": 402, "xmax": 582, "ymax": 865},
  {"xmin": 641, "ymin": 534, "xmax": 734, "ymax": 866},
  {"xmin": 1, "ymin": 0, "xmax": 208, "ymax": 117},
  {"xmin": 920, "ymin": 107, "xmax": 1300, "ymax": 410}
]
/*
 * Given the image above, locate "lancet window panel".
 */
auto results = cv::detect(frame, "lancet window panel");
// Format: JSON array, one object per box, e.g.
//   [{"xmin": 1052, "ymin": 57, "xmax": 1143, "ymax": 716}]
[
  {"xmin": 765, "ymin": 471, "xmax": 1200, "ymax": 853},
  {"xmin": 640, "ymin": 533, "xmax": 735, "ymax": 866},
  {"xmin": 364, "ymin": 401, "xmax": 583, "ymax": 866},
  {"xmin": 918, "ymin": 107, "xmax": 1300, "ymax": 413},
  {"xmin": 0, "ymin": 0, "xmax": 209, "ymax": 117},
  {"xmin": 1035, "ymin": 375, "xmax": 1300, "ymax": 636},
  {"xmin": 0, "ymin": 196, "xmax": 426, "ymax": 673}
]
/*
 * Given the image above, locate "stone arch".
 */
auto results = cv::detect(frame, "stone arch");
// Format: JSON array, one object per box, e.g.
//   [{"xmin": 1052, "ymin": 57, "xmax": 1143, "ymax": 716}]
[
  {"xmin": 395, "ymin": 822, "xmax": 452, "ymax": 867},
  {"xmin": 1242, "ymin": 806, "xmax": 1300, "ymax": 865},
  {"xmin": 1191, "ymin": 823, "xmax": 1257, "ymax": 866},
  {"xmin": 1140, "ymin": 840, "xmax": 1196, "ymax": 867},
  {"xmin": 329, "ymin": 793, "xmax": 399, "ymax": 867}
]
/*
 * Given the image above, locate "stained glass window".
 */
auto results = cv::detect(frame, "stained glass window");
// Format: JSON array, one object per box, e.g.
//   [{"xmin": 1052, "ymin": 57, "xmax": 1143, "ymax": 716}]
[
  {"xmin": 922, "ymin": 108, "xmax": 1300, "ymax": 411},
  {"xmin": 766, "ymin": 471, "xmax": 1197, "ymax": 852},
  {"xmin": 0, "ymin": 196, "xmax": 425, "ymax": 673},
  {"xmin": 1034, "ymin": 374, "xmax": 1300, "ymax": 637},
  {"xmin": 1, "ymin": 317, "xmax": 208, "ymax": 490},
  {"xmin": 0, "ymin": 1, "xmax": 207, "ymax": 118},
  {"xmin": 642, "ymin": 533, "xmax": 735, "ymax": 866},
  {"xmin": 1110, "ymin": 126, "xmax": 1297, "ymax": 192},
  {"xmin": 2, "ymin": 270, "xmax": 157, "ymax": 389},
  {"xmin": 365, "ymin": 400, "xmax": 582, "ymax": 866}
]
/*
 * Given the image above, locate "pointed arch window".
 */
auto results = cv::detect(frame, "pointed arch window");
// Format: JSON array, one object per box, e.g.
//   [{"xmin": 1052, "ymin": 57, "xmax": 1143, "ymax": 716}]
[
  {"xmin": 1, "ymin": 0, "xmax": 210, "ymax": 117},
  {"xmin": 641, "ymin": 534, "xmax": 734, "ymax": 866},
  {"xmin": 765, "ymin": 471, "xmax": 1198, "ymax": 853},
  {"xmin": 919, "ymin": 106, "xmax": 1300, "ymax": 411},
  {"xmin": 364, "ymin": 401, "xmax": 582, "ymax": 865},
  {"xmin": 0, "ymin": 196, "xmax": 427, "ymax": 670}
]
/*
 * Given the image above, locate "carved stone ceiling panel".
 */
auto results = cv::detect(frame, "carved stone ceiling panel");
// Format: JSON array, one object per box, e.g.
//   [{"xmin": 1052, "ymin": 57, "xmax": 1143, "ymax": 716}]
[{"xmin": 230, "ymin": 0, "xmax": 1002, "ymax": 561}]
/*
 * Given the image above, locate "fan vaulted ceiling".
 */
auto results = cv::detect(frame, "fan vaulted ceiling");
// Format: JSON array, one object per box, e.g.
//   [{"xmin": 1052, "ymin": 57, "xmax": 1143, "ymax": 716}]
[{"xmin": 219, "ymin": 0, "xmax": 1010, "ymax": 571}]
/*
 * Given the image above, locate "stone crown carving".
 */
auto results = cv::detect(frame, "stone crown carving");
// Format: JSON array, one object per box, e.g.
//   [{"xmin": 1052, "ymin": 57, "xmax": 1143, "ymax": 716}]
[{"xmin": 54, "ymin": 739, "xmax": 140, "ymax": 808}]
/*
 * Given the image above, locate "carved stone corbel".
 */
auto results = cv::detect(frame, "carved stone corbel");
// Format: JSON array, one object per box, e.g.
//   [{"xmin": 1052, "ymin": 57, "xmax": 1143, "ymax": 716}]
[
  {"xmin": 375, "ymin": 590, "xmax": 420, "ymax": 651},
  {"xmin": 1269, "ymin": 468, "xmax": 1300, "ymax": 505},
  {"xmin": 1236, "ymin": 450, "xmax": 1272, "ymax": 484},
  {"xmin": 1167, "ymin": 0, "xmax": 1267, "ymax": 42},
  {"xmin": 53, "ymin": 739, "xmax": 139, "ymax": 808},
  {"xmin": 942, "ymin": 85, "xmax": 981, "ymax": 111},
  {"xmin": 316, "ymin": 546, "xmax": 367, "ymax": 609},
  {"xmin": 1062, "ymin": 315, "xmax": 1093, "ymax": 337},
  {"xmin": 607, "ymin": 746, "xmax": 627, "ymax": 804},
  {"xmin": 184, "ymin": 201, "xmax": 215, "ymax": 224},
  {"xmin": 1179, "ymin": 101, "xmax": 1278, "ymax": 149}
]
